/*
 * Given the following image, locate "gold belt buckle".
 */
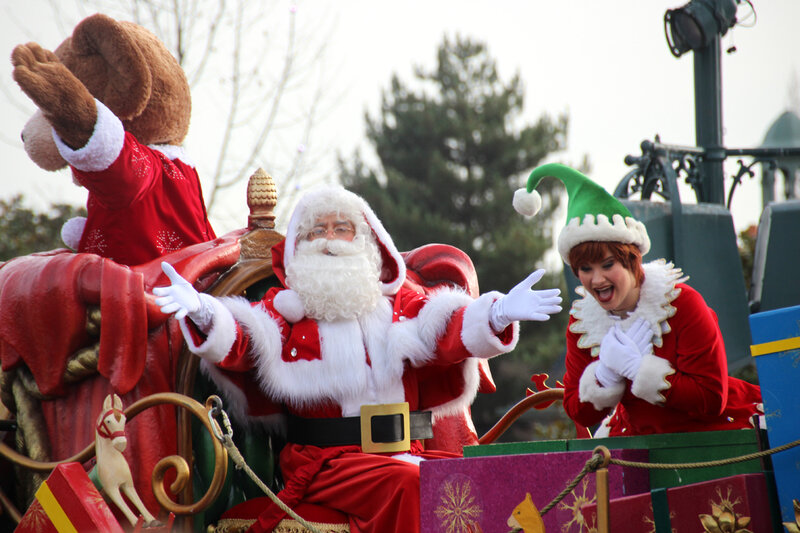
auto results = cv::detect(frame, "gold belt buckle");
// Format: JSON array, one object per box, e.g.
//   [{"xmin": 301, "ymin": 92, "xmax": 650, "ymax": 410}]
[{"xmin": 360, "ymin": 402, "xmax": 410, "ymax": 454}]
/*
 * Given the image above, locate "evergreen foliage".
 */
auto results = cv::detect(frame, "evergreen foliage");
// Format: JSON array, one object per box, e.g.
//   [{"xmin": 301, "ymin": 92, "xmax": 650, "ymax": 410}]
[
  {"xmin": 340, "ymin": 36, "xmax": 581, "ymax": 439},
  {"xmin": 0, "ymin": 195, "xmax": 86, "ymax": 261}
]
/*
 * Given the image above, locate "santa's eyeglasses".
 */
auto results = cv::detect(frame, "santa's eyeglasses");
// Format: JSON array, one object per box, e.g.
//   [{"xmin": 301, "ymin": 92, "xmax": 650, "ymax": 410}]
[{"xmin": 307, "ymin": 222, "xmax": 356, "ymax": 241}]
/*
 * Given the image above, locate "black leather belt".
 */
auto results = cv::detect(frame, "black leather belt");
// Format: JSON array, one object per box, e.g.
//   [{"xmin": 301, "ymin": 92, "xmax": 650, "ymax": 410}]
[{"xmin": 287, "ymin": 408, "xmax": 433, "ymax": 452}]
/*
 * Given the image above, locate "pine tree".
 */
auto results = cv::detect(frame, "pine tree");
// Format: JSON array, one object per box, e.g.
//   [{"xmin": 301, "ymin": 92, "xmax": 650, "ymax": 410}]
[
  {"xmin": 0, "ymin": 195, "xmax": 86, "ymax": 261},
  {"xmin": 341, "ymin": 36, "xmax": 582, "ymax": 439}
]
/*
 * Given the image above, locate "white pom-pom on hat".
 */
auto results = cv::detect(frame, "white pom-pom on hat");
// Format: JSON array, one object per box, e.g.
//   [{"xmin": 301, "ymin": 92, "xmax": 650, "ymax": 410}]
[
  {"xmin": 512, "ymin": 188, "xmax": 542, "ymax": 217},
  {"xmin": 61, "ymin": 216, "xmax": 86, "ymax": 251},
  {"xmin": 273, "ymin": 289, "xmax": 305, "ymax": 323}
]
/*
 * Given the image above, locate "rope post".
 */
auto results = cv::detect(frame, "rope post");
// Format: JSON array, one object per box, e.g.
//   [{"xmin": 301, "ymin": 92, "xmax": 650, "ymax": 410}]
[{"xmin": 593, "ymin": 446, "xmax": 612, "ymax": 533}]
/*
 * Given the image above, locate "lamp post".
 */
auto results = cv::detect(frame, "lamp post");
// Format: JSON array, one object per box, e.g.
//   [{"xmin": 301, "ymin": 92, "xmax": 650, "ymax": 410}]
[
  {"xmin": 664, "ymin": 0, "xmax": 738, "ymax": 205},
  {"xmin": 693, "ymin": 37, "xmax": 726, "ymax": 204}
]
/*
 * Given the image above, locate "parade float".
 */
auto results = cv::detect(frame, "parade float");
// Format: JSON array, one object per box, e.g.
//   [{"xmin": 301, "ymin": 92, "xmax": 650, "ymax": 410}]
[
  {"xmin": 0, "ymin": 158, "xmax": 798, "ymax": 533},
  {"xmin": 2, "ymin": 1, "xmax": 800, "ymax": 532}
]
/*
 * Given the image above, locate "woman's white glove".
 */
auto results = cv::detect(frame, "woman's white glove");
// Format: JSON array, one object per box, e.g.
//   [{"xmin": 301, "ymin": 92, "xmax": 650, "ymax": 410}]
[
  {"xmin": 594, "ymin": 360, "xmax": 625, "ymax": 388},
  {"xmin": 153, "ymin": 262, "xmax": 215, "ymax": 331},
  {"xmin": 490, "ymin": 269, "xmax": 562, "ymax": 332},
  {"xmin": 598, "ymin": 318, "xmax": 653, "ymax": 381},
  {"xmin": 623, "ymin": 317, "xmax": 655, "ymax": 356}
]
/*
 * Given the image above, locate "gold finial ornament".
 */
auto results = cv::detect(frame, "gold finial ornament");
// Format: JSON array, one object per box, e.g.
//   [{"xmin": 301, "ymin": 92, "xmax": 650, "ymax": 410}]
[{"xmin": 246, "ymin": 168, "xmax": 277, "ymax": 230}]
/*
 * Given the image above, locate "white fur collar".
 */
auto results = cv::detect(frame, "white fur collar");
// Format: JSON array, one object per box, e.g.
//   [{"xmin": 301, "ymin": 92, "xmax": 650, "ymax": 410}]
[
  {"xmin": 569, "ymin": 259, "xmax": 687, "ymax": 356},
  {"xmin": 149, "ymin": 143, "xmax": 194, "ymax": 167}
]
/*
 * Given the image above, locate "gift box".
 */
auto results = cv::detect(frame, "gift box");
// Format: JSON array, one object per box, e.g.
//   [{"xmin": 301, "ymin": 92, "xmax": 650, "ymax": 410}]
[
  {"xmin": 580, "ymin": 473, "xmax": 775, "ymax": 532},
  {"xmin": 420, "ymin": 449, "xmax": 649, "ymax": 533},
  {"xmin": 464, "ymin": 428, "xmax": 764, "ymax": 490},
  {"xmin": 580, "ymin": 490, "xmax": 655, "ymax": 533},
  {"xmin": 750, "ymin": 303, "xmax": 800, "ymax": 525},
  {"xmin": 16, "ymin": 462, "xmax": 124, "ymax": 533}
]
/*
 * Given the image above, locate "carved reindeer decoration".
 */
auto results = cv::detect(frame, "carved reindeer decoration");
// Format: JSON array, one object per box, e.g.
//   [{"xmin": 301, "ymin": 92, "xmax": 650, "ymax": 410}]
[{"xmin": 95, "ymin": 394, "xmax": 159, "ymax": 527}]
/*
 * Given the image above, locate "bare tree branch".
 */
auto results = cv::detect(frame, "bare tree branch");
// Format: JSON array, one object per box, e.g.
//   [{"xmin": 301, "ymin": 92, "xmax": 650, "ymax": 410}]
[{"xmin": 11, "ymin": 0, "xmax": 337, "ymax": 227}]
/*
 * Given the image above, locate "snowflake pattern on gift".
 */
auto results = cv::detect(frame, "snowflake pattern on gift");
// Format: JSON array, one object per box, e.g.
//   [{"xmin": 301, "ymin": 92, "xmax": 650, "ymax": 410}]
[
  {"xmin": 18, "ymin": 498, "xmax": 49, "ymax": 532},
  {"xmin": 434, "ymin": 477, "xmax": 483, "ymax": 533},
  {"xmin": 82, "ymin": 229, "xmax": 108, "ymax": 256},
  {"xmin": 129, "ymin": 143, "xmax": 153, "ymax": 182},
  {"xmin": 558, "ymin": 477, "xmax": 595, "ymax": 533},
  {"xmin": 156, "ymin": 230, "xmax": 184, "ymax": 255}
]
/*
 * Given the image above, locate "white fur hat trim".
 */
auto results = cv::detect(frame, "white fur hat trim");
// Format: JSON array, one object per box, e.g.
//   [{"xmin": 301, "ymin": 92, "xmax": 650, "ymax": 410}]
[{"xmin": 558, "ymin": 213, "xmax": 651, "ymax": 265}]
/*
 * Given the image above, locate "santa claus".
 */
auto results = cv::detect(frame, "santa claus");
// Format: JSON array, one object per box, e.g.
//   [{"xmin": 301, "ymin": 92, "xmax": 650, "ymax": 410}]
[{"xmin": 154, "ymin": 185, "xmax": 562, "ymax": 533}]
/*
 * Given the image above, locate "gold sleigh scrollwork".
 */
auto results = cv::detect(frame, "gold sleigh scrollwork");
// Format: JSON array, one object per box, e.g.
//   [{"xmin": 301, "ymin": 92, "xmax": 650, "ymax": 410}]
[{"xmin": 0, "ymin": 392, "xmax": 228, "ymax": 517}]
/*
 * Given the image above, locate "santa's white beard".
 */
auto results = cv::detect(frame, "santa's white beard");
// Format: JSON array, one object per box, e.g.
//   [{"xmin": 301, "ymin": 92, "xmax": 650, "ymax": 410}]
[{"xmin": 286, "ymin": 236, "xmax": 383, "ymax": 321}]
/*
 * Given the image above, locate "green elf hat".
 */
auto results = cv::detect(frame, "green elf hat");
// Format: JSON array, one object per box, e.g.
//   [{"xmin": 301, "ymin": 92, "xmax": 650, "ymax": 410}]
[{"xmin": 513, "ymin": 163, "xmax": 650, "ymax": 265}]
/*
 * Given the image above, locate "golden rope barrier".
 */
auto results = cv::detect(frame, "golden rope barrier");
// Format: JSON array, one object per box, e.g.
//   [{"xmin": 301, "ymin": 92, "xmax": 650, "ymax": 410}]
[
  {"xmin": 607, "ymin": 436, "xmax": 800, "ymax": 470},
  {"xmin": 207, "ymin": 396, "xmax": 325, "ymax": 533}
]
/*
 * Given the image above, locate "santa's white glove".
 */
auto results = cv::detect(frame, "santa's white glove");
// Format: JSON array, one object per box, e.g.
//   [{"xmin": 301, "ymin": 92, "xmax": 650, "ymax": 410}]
[
  {"xmin": 598, "ymin": 318, "xmax": 653, "ymax": 381},
  {"xmin": 153, "ymin": 262, "xmax": 215, "ymax": 331},
  {"xmin": 490, "ymin": 269, "xmax": 562, "ymax": 332}
]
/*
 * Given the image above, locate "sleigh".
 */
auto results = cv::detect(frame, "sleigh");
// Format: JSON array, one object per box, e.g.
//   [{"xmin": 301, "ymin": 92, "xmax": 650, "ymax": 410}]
[{"xmin": 0, "ymin": 169, "xmax": 593, "ymax": 533}]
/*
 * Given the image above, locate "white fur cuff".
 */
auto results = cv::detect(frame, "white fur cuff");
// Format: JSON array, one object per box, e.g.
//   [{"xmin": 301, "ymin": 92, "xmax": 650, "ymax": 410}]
[
  {"xmin": 179, "ymin": 296, "xmax": 237, "ymax": 363},
  {"xmin": 54, "ymin": 99, "xmax": 125, "ymax": 172},
  {"xmin": 579, "ymin": 361, "xmax": 626, "ymax": 410},
  {"xmin": 630, "ymin": 353, "xmax": 674, "ymax": 405},
  {"xmin": 462, "ymin": 292, "xmax": 519, "ymax": 358},
  {"xmin": 60, "ymin": 216, "xmax": 86, "ymax": 250}
]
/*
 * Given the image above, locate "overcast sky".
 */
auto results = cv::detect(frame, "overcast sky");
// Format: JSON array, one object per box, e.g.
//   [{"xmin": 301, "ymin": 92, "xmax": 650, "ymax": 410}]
[{"xmin": 1, "ymin": 0, "xmax": 798, "ymax": 238}]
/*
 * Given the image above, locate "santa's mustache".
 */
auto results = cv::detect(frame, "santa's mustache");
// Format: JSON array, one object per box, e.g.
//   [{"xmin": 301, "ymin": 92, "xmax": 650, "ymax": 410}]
[{"xmin": 299, "ymin": 235, "xmax": 367, "ymax": 257}]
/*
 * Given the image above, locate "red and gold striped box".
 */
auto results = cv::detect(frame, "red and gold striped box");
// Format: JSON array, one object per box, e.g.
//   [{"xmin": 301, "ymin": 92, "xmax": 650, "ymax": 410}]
[{"xmin": 16, "ymin": 462, "xmax": 124, "ymax": 533}]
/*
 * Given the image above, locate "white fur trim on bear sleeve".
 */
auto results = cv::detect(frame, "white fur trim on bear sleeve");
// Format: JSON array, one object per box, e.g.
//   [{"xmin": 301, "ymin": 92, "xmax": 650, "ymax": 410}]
[
  {"xmin": 53, "ymin": 99, "xmax": 125, "ymax": 172},
  {"xmin": 630, "ymin": 353, "xmax": 674, "ymax": 405},
  {"xmin": 579, "ymin": 361, "xmax": 626, "ymax": 411},
  {"xmin": 178, "ymin": 296, "xmax": 238, "ymax": 363},
  {"xmin": 462, "ymin": 292, "xmax": 520, "ymax": 358}
]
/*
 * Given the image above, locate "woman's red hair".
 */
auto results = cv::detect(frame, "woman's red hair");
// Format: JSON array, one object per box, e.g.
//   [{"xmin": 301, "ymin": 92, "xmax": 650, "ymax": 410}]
[{"xmin": 568, "ymin": 241, "xmax": 645, "ymax": 286}]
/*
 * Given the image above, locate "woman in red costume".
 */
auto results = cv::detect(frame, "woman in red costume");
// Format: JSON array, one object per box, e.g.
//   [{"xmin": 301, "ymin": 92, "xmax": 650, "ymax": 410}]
[{"xmin": 512, "ymin": 163, "xmax": 762, "ymax": 436}]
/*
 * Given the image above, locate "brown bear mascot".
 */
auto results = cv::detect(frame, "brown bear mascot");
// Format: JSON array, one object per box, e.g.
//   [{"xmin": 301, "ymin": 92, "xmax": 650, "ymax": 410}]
[
  {"xmin": 1, "ymin": 14, "xmax": 230, "ymax": 522},
  {"xmin": 11, "ymin": 13, "xmax": 215, "ymax": 265}
]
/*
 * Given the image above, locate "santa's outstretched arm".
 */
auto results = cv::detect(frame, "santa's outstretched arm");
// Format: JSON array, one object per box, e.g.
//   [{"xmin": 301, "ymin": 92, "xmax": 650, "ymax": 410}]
[
  {"xmin": 489, "ymin": 268, "xmax": 562, "ymax": 333},
  {"xmin": 154, "ymin": 262, "xmax": 218, "ymax": 331},
  {"xmin": 153, "ymin": 261, "xmax": 244, "ymax": 364}
]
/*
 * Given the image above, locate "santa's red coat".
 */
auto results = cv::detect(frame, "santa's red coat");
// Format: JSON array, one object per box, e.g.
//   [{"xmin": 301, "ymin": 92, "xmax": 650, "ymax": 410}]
[{"xmin": 182, "ymin": 249, "xmax": 518, "ymax": 532}]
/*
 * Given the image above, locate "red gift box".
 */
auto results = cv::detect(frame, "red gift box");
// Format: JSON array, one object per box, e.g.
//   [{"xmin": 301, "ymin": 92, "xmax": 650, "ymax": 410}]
[
  {"xmin": 16, "ymin": 462, "xmax": 124, "ymax": 533},
  {"xmin": 581, "ymin": 473, "xmax": 775, "ymax": 532},
  {"xmin": 580, "ymin": 491, "xmax": 655, "ymax": 533}
]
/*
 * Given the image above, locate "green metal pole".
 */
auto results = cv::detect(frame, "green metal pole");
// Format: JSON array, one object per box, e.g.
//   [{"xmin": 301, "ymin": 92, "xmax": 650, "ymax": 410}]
[{"xmin": 692, "ymin": 36, "xmax": 726, "ymax": 205}]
